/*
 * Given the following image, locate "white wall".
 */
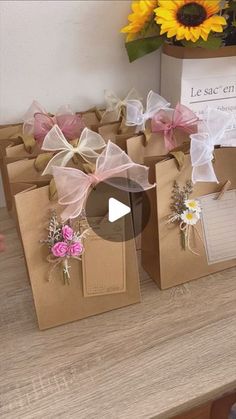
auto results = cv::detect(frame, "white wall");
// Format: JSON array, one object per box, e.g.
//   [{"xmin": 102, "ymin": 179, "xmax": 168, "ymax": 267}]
[
  {"xmin": 0, "ymin": 0, "xmax": 161, "ymax": 207},
  {"xmin": 0, "ymin": 0, "xmax": 160, "ymax": 123}
]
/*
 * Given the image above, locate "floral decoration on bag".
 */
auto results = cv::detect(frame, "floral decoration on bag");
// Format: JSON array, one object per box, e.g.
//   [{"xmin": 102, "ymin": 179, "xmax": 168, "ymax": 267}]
[
  {"xmin": 121, "ymin": 0, "xmax": 236, "ymax": 61},
  {"xmin": 41, "ymin": 211, "xmax": 90, "ymax": 284},
  {"xmin": 168, "ymin": 180, "xmax": 202, "ymax": 254}
]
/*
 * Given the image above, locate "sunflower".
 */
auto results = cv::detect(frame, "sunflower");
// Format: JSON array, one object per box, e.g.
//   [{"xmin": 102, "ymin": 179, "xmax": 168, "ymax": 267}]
[
  {"xmin": 154, "ymin": 0, "xmax": 227, "ymax": 42},
  {"xmin": 121, "ymin": 1, "xmax": 157, "ymax": 41}
]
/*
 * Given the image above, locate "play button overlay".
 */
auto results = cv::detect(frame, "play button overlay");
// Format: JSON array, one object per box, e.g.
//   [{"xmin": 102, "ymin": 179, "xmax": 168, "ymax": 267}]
[
  {"xmin": 108, "ymin": 198, "xmax": 131, "ymax": 223},
  {"xmin": 85, "ymin": 177, "xmax": 151, "ymax": 242}
]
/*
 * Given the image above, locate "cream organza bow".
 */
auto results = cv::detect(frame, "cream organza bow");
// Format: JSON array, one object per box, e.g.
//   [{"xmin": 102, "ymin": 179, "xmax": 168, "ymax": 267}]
[
  {"xmin": 125, "ymin": 90, "xmax": 170, "ymax": 132},
  {"xmin": 53, "ymin": 141, "xmax": 155, "ymax": 221},
  {"xmin": 41, "ymin": 125, "xmax": 106, "ymax": 176},
  {"xmin": 102, "ymin": 88, "xmax": 142, "ymax": 121},
  {"xmin": 190, "ymin": 108, "xmax": 236, "ymax": 183}
]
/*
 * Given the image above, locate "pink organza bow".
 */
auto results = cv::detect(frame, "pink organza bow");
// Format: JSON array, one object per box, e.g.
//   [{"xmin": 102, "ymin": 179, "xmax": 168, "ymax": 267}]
[
  {"xmin": 23, "ymin": 101, "xmax": 85, "ymax": 144},
  {"xmin": 151, "ymin": 103, "xmax": 198, "ymax": 151},
  {"xmin": 53, "ymin": 141, "xmax": 155, "ymax": 221}
]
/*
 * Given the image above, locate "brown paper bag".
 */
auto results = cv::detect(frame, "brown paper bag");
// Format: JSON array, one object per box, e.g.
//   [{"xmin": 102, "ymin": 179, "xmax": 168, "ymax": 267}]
[
  {"xmin": 0, "ymin": 123, "xmax": 41, "ymax": 209},
  {"xmin": 0, "ymin": 124, "xmax": 24, "ymax": 207},
  {"xmin": 0, "ymin": 123, "xmax": 23, "ymax": 141},
  {"xmin": 126, "ymin": 130, "xmax": 190, "ymax": 164},
  {"xmin": 4, "ymin": 158, "xmax": 51, "ymax": 210},
  {"xmin": 7, "ymin": 158, "xmax": 51, "ymax": 184},
  {"xmin": 0, "ymin": 108, "xmax": 103, "ymax": 163},
  {"xmin": 125, "ymin": 131, "xmax": 190, "ymax": 250},
  {"xmin": 14, "ymin": 185, "xmax": 140, "ymax": 329},
  {"xmin": 98, "ymin": 121, "xmax": 137, "ymax": 149},
  {"xmin": 0, "ymin": 110, "xmax": 104, "ymax": 208},
  {"xmin": 10, "ymin": 183, "xmax": 38, "ymax": 274},
  {"xmin": 142, "ymin": 148, "xmax": 236, "ymax": 289},
  {"xmin": 5, "ymin": 143, "xmax": 41, "ymax": 160},
  {"xmin": 80, "ymin": 108, "xmax": 105, "ymax": 129}
]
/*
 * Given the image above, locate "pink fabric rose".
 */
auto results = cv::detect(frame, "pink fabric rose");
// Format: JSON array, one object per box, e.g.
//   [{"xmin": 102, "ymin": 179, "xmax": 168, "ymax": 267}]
[
  {"xmin": 51, "ymin": 242, "xmax": 68, "ymax": 258},
  {"xmin": 62, "ymin": 225, "xmax": 74, "ymax": 241},
  {"xmin": 68, "ymin": 242, "xmax": 83, "ymax": 257}
]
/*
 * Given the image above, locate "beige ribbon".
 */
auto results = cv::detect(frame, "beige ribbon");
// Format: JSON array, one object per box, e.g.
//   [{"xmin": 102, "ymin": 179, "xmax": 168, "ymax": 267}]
[
  {"xmin": 10, "ymin": 132, "xmax": 36, "ymax": 154},
  {"xmin": 180, "ymin": 222, "xmax": 203, "ymax": 256}
]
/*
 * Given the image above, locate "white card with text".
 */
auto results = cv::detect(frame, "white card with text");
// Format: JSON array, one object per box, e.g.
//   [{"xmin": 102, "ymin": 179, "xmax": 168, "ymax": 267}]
[{"xmin": 199, "ymin": 190, "xmax": 236, "ymax": 265}]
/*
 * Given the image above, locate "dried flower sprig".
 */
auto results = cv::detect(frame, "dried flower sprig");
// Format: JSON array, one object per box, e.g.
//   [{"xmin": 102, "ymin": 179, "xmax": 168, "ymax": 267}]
[
  {"xmin": 41, "ymin": 211, "xmax": 90, "ymax": 284},
  {"xmin": 168, "ymin": 180, "xmax": 202, "ymax": 254}
]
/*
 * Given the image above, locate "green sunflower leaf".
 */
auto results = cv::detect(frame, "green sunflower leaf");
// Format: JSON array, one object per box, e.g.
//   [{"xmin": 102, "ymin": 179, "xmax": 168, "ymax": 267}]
[
  {"xmin": 181, "ymin": 36, "xmax": 223, "ymax": 49},
  {"xmin": 125, "ymin": 36, "xmax": 164, "ymax": 62},
  {"xmin": 227, "ymin": 1, "xmax": 236, "ymax": 12}
]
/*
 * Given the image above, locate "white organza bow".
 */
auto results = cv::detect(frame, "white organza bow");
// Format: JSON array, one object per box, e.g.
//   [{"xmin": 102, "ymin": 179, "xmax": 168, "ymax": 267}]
[
  {"xmin": 23, "ymin": 101, "xmax": 84, "ymax": 143},
  {"xmin": 102, "ymin": 88, "xmax": 142, "ymax": 121},
  {"xmin": 23, "ymin": 100, "xmax": 48, "ymax": 136},
  {"xmin": 125, "ymin": 90, "xmax": 170, "ymax": 132},
  {"xmin": 53, "ymin": 141, "xmax": 155, "ymax": 221},
  {"xmin": 41, "ymin": 125, "xmax": 106, "ymax": 175},
  {"xmin": 190, "ymin": 108, "xmax": 236, "ymax": 183}
]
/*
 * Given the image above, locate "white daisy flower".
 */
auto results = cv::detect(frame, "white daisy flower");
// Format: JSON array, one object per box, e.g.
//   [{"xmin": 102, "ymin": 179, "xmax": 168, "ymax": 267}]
[
  {"xmin": 181, "ymin": 210, "xmax": 200, "ymax": 226},
  {"xmin": 185, "ymin": 199, "xmax": 201, "ymax": 213}
]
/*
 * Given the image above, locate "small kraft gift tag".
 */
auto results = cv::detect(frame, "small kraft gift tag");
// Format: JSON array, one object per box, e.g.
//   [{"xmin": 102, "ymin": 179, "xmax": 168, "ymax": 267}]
[{"xmin": 81, "ymin": 217, "xmax": 126, "ymax": 297}]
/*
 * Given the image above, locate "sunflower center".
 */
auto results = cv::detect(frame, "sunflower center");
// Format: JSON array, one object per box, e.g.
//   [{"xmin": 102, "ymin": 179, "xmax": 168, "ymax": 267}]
[{"xmin": 177, "ymin": 2, "xmax": 207, "ymax": 27}]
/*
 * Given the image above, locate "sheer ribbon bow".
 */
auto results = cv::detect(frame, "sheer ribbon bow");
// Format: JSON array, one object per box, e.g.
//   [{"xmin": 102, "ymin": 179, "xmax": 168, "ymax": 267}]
[
  {"xmin": 125, "ymin": 91, "xmax": 170, "ymax": 133},
  {"xmin": 53, "ymin": 141, "xmax": 155, "ymax": 221},
  {"xmin": 41, "ymin": 125, "xmax": 106, "ymax": 175},
  {"xmin": 102, "ymin": 88, "xmax": 141, "ymax": 121},
  {"xmin": 23, "ymin": 101, "xmax": 84, "ymax": 143},
  {"xmin": 152, "ymin": 103, "xmax": 198, "ymax": 151},
  {"xmin": 190, "ymin": 108, "xmax": 236, "ymax": 183}
]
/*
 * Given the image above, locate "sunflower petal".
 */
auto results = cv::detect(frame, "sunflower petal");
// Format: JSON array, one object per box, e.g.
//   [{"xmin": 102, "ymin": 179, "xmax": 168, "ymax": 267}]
[
  {"xmin": 121, "ymin": 0, "xmax": 156, "ymax": 37},
  {"xmin": 203, "ymin": 0, "xmax": 221, "ymax": 16},
  {"xmin": 155, "ymin": 8, "xmax": 174, "ymax": 20},
  {"xmin": 210, "ymin": 24, "xmax": 224, "ymax": 32},
  {"xmin": 166, "ymin": 27, "xmax": 178, "ymax": 38},
  {"xmin": 157, "ymin": 0, "xmax": 180, "ymax": 10},
  {"xmin": 153, "ymin": 0, "xmax": 225, "ymax": 44}
]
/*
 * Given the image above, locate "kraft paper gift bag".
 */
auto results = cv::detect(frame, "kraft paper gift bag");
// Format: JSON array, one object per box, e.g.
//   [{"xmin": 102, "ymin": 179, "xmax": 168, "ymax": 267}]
[
  {"xmin": 161, "ymin": 44, "xmax": 236, "ymax": 118},
  {"xmin": 1, "ymin": 147, "xmax": 41, "ymax": 211},
  {"xmin": 98, "ymin": 88, "xmax": 142, "ymax": 126},
  {"xmin": 98, "ymin": 121, "xmax": 137, "ymax": 149},
  {"xmin": 0, "ymin": 123, "xmax": 36, "ymax": 209},
  {"xmin": 126, "ymin": 130, "xmax": 191, "ymax": 165},
  {"xmin": 5, "ymin": 157, "xmax": 51, "ymax": 211},
  {"xmin": 1, "ymin": 140, "xmax": 41, "ymax": 210},
  {"xmin": 0, "ymin": 120, "xmax": 39, "ymax": 158},
  {"xmin": 10, "ymin": 182, "xmax": 38, "ymax": 247},
  {"xmin": 124, "ymin": 93, "xmax": 198, "ymax": 157},
  {"xmin": 14, "ymin": 184, "xmax": 141, "ymax": 330},
  {"xmin": 142, "ymin": 147, "xmax": 236, "ymax": 290},
  {"xmin": 125, "ymin": 125, "xmax": 193, "ymax": 250}
]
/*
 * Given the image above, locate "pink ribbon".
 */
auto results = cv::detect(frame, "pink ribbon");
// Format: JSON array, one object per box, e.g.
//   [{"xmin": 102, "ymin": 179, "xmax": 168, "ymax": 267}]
[
  {"xmin": 23, "ymin": 101, "xmax": 85, "ymax": 144},
  {"xmin": 151, "ymin": 103, "xmax": 198, "ymax": 151},
  {"xmin": 53, "ymin": 141, "xmax": 155, "ymax": 221}
]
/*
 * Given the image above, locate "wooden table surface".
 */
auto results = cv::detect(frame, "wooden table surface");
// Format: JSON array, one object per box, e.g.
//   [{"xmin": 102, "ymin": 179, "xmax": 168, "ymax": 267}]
[{"xmin": 1, "ymin": 207, "xmax": 236, "ymax": 419}]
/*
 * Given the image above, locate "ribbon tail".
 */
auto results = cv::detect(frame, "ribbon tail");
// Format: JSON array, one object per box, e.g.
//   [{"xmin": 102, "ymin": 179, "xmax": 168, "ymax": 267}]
[
  {"xmin": 164, "ymin": 129, "xmax": 176, "ymax": 151},
  {"xmin": 60, "ymin": 197, "xmax": 87, "ymax": 222},
  {"xmin": 187, "ymin": 225, "xmax": 200, "ymax": 256},
  {"xmin": 42, "ymin": 150, "xmax": 73, "ymax": 175},
  {"xmin": 192, "ymin": 162, "xmax": 219, "ymax": 184}
]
